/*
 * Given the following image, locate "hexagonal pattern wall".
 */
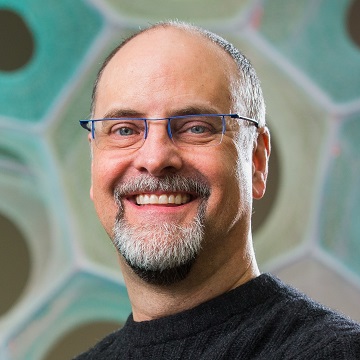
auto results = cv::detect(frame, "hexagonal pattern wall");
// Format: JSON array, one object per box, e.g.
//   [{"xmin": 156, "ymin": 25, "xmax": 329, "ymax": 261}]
[{"xmin": 1, "ymin": 0, "xmax": 359, "ymax": 358}]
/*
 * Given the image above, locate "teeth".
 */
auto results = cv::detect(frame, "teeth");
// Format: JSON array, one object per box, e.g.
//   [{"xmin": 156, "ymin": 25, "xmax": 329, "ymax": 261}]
[
  {"xmin": 159, "ymin": 194, "xmax": 168, "ymax": 204},
  {"xmin": 175, "ymin": 194, "xmax": 182, "ymax": 205},
  {"xmin": 136, "ymin": 193, "xmax": 190, "ymax": 205}
]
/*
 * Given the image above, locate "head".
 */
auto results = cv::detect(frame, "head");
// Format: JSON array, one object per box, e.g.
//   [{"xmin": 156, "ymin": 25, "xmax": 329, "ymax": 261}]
[{"xmin": 87, "ymin": 21, "xmax": 270, "ymax": 286}]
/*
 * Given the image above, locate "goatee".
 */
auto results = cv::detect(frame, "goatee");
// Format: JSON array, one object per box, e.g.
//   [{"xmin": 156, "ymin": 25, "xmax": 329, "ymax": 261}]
[{"xmin": 112, "ymin": 174, "xmax": 210, "ymax": 286}]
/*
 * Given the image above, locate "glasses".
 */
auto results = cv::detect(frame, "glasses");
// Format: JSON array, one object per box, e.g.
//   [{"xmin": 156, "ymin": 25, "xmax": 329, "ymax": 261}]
[{"xmin": 79, "ymin": 114, "xmax": 258, "ymax": 150}]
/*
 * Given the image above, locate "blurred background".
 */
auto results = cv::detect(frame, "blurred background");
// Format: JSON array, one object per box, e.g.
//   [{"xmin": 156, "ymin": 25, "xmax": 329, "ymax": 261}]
[{"xmin": 0, "ymin": 0, "xmax": 360, "ymax": 358}]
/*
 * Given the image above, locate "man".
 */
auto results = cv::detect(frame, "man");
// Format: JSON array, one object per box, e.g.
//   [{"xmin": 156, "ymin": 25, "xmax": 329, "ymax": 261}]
[{"xmin": 75, "ymin": 21, "xmax": 360, "ymax": 359}]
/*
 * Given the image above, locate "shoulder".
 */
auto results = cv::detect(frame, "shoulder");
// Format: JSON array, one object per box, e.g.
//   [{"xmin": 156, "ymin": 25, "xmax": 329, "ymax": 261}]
[
  {"xmin": 261, "ymin": 274, "xmax": 360, "ymax": 330},
  {"xmin": 259, "ymin": 274, "xmax": 360, "ymax": 358}
]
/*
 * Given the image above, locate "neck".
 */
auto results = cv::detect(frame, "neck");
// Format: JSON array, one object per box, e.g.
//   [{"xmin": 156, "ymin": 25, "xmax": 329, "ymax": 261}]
[{"xmin": 120, "ymin": 246, "xmax": 259, "ymax": 322}]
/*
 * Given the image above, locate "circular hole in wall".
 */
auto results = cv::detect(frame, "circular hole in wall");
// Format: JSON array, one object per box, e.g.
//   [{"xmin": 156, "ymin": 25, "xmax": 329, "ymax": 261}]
[
  {"xmin": 0, "ymin": 8, "xmax": 35, "ymax": 71},
  {"xmin": 0, "ymin": 213, "xmax": 31, "ymax": 315},
  {"xmin": 347, "ymin": 0, "xmax": 360, "ymax": 48},
  {"xmin": 252, "ymin": 130, "xmax": 280, "ymax": 232},
  {"xmin": 43, "ymin": 321, "xmax": 122, "ymax": 360}
]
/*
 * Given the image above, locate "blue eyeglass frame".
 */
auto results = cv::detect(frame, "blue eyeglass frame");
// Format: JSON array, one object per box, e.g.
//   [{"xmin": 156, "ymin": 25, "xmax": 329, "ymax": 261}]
[{"xmin": 79, "ymin": 114, "xmax": 259, "ymax": 141}]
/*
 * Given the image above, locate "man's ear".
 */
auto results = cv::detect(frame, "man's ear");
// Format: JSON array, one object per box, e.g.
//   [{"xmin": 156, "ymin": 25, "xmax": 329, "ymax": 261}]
[{"xmin": 252, "ymin": 127, "xmax": 271, "ymax": 199}]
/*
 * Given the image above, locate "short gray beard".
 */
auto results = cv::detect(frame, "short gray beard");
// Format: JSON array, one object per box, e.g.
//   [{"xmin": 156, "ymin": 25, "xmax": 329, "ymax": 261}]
[{"xmin": 112, "ymin": 175, "xmax": 210, "ymax": 285}]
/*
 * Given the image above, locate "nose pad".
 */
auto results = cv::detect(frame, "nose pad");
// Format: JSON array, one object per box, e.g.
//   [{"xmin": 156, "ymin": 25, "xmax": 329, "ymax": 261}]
[
  {"xmin": 143, "ymin": 119, "xmax": 174, "ymax": 146},
  {"xmin": 167, "ymin": 119, "xmax": 173, "ymax": 140},
  {"xmin": 144, "ymin": 119, "xmax": 149, "ymax": 140}
]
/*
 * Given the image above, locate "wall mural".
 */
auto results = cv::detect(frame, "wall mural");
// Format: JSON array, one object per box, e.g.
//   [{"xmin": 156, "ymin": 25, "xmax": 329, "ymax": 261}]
[{"xmin": 0, "ymin": 0, "xmax": 359, "ymax": 358}]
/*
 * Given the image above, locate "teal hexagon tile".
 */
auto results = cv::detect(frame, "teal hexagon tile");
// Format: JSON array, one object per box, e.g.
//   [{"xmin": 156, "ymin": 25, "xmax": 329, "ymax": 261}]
[
  {"xmin": 259, "ymin": 0, "xmax": 360, "ymax": 103},
  {"xmin": 0, "ymin": 128, "xmax": 73, "ymax": 242},
  {"xmin": 0, "ymin": 0, "xmax": 103, "ymax": 123},
  {"xmin": 0, "ymin": 171, "xmax": 55, "ymax": 327},
  {"xmin": 98, "ymin": 0, "xmax": 252, "ymax": 22},
  {"xmin": 6, "ymin": 270, "xmax": 130, "ymax": 360},
  {"xmin": 0, "ymin": 212, "xmax": 31, "ymax": 318},
  {"xmin": 319, "ymin": 113, "xmax": 360, "ymax": 276},
  {"xmin": 0, "ymin": 129, "xmax": 75, "ymax": 319}
]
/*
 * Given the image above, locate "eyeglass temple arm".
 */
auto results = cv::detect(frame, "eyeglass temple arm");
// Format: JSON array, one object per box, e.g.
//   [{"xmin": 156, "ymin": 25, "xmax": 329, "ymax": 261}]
[{"xmin": 230, "ymin": 114, "xmax": 259, "ymax": 128}]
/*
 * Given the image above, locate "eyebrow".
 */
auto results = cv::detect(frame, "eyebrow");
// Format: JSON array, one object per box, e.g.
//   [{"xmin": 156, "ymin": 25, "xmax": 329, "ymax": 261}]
[
  {"xmin": 100, "ymin": 105, "xmax": 224, "ymax": 120},
  {"xmin": 101, "ymin": 109, "xmax": 144, "ymax": 119},
  {"xmin": 170, "ymin": 105, "xmax": 223, "ymax": 117}
]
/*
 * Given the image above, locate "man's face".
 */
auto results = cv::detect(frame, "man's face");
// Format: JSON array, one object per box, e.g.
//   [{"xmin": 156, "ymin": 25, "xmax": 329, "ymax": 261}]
[{"xmin": 90, "ymin": 28, "xmax": 258, "ymax": 284}]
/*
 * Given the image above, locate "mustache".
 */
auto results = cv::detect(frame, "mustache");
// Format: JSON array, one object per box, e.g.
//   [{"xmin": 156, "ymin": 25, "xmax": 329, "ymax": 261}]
[{"xmin": 114, "ymin": 174, "xmax": 211, "ymax": 203}]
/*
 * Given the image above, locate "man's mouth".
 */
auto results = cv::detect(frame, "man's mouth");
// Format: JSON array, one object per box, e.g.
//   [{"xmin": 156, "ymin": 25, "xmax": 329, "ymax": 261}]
[
  {"xmin": 135, "ymin": 193, "xmax": 191, "ymax": 205},
  {"xmin": 114, "ymin": 174, "xmax": 210, "ymax": 210}
]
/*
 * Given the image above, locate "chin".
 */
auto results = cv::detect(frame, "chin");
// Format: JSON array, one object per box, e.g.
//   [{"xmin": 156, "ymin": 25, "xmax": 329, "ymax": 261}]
[{"xmin": 127, "ymin": 258, "xmax": 196, "ymax": 286}]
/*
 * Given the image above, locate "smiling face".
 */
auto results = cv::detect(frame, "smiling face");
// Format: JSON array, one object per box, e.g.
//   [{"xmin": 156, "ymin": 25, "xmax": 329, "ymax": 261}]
[{"xmin": 90, "ymin": 26, "xmax": 262, "ymax": 285}]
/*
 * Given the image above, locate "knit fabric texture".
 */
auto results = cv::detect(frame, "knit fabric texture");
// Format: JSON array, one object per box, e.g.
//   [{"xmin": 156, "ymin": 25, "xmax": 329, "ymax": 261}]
[{"xmin": 74, "ymin": 274, "xmax": 360, "ymax": 359}]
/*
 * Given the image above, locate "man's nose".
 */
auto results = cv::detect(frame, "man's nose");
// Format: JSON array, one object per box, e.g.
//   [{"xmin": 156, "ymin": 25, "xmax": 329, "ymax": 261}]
[{"xmin": 132, "ymin": 120, "xmax": 183, "ymax": 177}]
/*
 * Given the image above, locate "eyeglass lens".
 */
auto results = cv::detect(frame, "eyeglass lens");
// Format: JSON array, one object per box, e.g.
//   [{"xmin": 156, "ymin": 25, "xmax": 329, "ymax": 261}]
[{"xmin": 92, "ymin": 115, "xmax": 225, "ymax": 150}]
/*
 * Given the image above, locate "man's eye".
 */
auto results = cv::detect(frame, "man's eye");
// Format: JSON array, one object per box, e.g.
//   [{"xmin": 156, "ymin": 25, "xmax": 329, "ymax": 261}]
[
  {"xmin": 183, "ymin": 121, "xmax": 216, "ymax": 135},
  {"xmin": 190, "ymin": 125, "xmax": 207, "ymax": 134},
  {"xmin": 109, "ymin": 121, "xmax": 143, "ymax": 137},
  {"xmin": 117, "ymin": 127, "xmax": 134, "ymax": 136}
]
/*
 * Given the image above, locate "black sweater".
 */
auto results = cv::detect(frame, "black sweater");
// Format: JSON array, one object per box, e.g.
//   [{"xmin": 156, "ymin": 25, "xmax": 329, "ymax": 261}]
[{"xmin": 75, "ymin": 274, "xmax": 360, "ymax": 359}]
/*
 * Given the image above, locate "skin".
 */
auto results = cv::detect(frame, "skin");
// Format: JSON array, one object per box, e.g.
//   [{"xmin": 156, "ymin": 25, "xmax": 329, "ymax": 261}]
[{"xmin": 90, "ymin": 27, "xmax": 270, "ymax": 321}]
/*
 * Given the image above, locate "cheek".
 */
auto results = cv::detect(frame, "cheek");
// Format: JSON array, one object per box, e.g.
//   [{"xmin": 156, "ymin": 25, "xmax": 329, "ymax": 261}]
[
  {"xmin": 91, "ymin": 151, "xmax": 127, "ymax": 192},
  {"xmin": 209, "ymin": 146, "xmax": 252, "ymax": 216},
  {"xmin": 90, "ymin": 154, "xmax": 126, "ymax": 234},
  {"xmin": 199, "ymin": 148, "xmax": 241, "ymax": 209},
  {"xmin": 91, "ymin": 160, "xmax": 112, "ymax": 198}
]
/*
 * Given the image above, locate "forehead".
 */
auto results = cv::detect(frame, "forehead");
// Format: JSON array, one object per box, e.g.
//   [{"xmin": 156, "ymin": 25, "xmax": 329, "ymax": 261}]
[{"xmin": 94, "ymin": 27, "xmax": 238, "ymax": 117}]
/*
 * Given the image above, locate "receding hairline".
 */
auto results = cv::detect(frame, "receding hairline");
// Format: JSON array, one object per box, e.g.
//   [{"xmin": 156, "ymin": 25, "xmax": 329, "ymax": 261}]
[{"xmin": 91, "ymin": 22, "xmax": 240, "ymax": 114}]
